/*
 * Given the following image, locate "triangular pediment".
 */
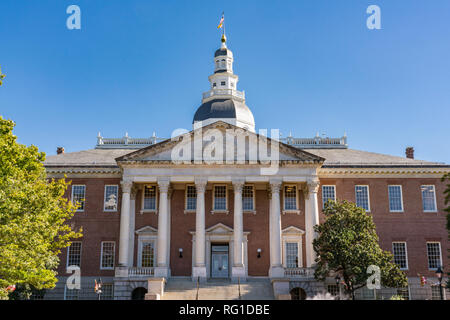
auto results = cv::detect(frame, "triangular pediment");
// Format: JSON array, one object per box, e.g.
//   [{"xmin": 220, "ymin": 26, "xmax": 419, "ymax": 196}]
[
  {"xmin": 135, "ymin": 225, "xmax": 158, "ymax": 235},
  {"xmin": 205, "ymin": 223, "xmax": 234, "ymax": 234},
  {"xmin": 115, "ymin": 121, "xmax": 324, "ymax": 164},
  {"xmin": 282, "ymin": 226, "xmax": 305, "ymax": 235}
]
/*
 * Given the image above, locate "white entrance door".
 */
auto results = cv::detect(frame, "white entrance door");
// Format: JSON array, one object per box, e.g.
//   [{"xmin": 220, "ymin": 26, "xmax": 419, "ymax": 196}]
[{"xmin": 211, "ymin": 244, "xmax": 229, "ymax": 278}]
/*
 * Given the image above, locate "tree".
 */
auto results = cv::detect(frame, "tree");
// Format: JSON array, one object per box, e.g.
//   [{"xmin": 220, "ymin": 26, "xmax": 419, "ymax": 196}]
[
  {"xmin": 0, "ymin": 66, "xmax": 5, "ymax": 86},
  {"xmin": 0, "ymin": 116, "xmax": 82, "ymax": 299},
  {"xmin": 441, "ymin": 173, "xmax": 450, "ymax": 288},
  {"xmin": 313, "ymin": 200, "xmax": 408, "ymax": 300}
]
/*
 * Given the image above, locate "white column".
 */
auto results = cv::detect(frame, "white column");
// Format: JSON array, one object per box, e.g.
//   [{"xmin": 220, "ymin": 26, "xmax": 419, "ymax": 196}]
[
  {"xmin": 232, "ymin": 180, "xmax": 246, "ymax": 280},
  {"xmin": 118, "ymin": 180, "xmax": 132, "ymax": 267},
  {"xmin": 305, "ymin": 180, "xmax": 320, "ymax": 267},
  {"xmin": 193, "ymin": 178, "xmax": 207, "ymax": 280},
  {"xmin": 269, "ymin": 180, "xmax": 284, "ymax": 278},
  {"xmin": 155, "ymin": 178, "xmax": 170, "ymax": 278},
  {"xmin": 166, "ymin": 188, "xmax": 172, "ymax": 273},
  {"xmin": 128, "ymin": 188, "xmax": 136, "ymax": 267}
]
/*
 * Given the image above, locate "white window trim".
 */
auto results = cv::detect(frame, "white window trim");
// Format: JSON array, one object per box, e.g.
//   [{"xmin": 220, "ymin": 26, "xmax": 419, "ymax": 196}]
[
  {"xmin": 140, "ymin": 184, "xmax": 158, "ymax": 214},
  {"xmin": 100, "ymin": 241, "xmax": 115, "ymax": 270},
  {"xmin": 392, "ymin": 241, "xmax": 409, "ymax": 271},
  {"xmin": 355, "ymin": 185, "xmax": 371, "ymax": 212},
  {"xmin": 283, "ymin": 184, "xmax": 300, "ymax": 214},
  {"xmin": 421, "ymin": 185, "xmax": 438, "ymax": 213},
  {"xmin": 211, "ymin": 184, "xmax": 229, "ymax": 213},
  {"xmin": 282, "ymin": 237, "xmax": 303, "ymax": 268},
  {"xmin": 103, "ymin": 185, "xmax": 118, "ymax": 212},
  {"xmin": 388, "ymin": 185, "xmax": 404, "ymax": 212},
  {"xmin": 71, "ymin": 185, "xmax": 86, "ymax": 212},
  {"xmin": 184, "ymin": 184, "xmax": 196, "ymax": 213},
  {"xmin": 137, "ymin": 237, "xmax": 157, "ymax": 268},
  {"xmin": 426, "ymin": 241, "xmax": 442, "ymax": 271},
  {"xmin": 66, "ymin": 241, "xmax": 82, "ymax": 269},
  {"xmin": 322, "ymin": 185, "xmax": 336, "ymax": 209},
  {"xmin": 243, "ymin": 184, "xmax": 256, "ymax": 214}
]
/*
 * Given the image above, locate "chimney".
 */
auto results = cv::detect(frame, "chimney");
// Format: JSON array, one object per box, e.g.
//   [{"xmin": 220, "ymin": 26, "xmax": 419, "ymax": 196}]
[
  {"xmin": 57, "ymin": 147, "xmax": 65, "ymax": 155},
  {"xmin": 405, "ymin": 147, "xmax": 414, "ymax": 159}
]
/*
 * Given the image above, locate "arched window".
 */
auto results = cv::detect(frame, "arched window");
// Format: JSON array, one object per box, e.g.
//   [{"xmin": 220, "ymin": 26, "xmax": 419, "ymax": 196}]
[
  {"xmin": 131, "ymin": 287, "xmax": 148, "ymax": 300},
  {"xmin": 290, "ymin": 287, "xmax": 307, "ymax": 300}
]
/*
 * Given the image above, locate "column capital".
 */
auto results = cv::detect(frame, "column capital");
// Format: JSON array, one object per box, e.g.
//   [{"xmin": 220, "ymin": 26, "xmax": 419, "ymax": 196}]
[
  {"xmin": 269, "ymin": 179, "xmax": 282, "ymax": 194},
  {"xmin": 194, "ymin": 178, "xmax": 208, "ymax": 193},
  {"xmin": 307, "ymin": 180, "xmax": 320, "ymax": 193},
  {"xmin": 121, "ymin": 180, "xmax": 133, "ymax": 193},
  {"xmin": 157, "ymin": 178, "xmax": 170, "ymax": 193},
  {"xmin": 232, "ymin": 179, "xmax": 245, "ymax": 192}
]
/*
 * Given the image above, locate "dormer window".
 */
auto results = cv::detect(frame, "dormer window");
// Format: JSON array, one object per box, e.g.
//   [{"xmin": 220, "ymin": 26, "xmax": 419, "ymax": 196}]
[{"xmin": 221, "ymin": 81, "xmax": 226, "ymax": 86}]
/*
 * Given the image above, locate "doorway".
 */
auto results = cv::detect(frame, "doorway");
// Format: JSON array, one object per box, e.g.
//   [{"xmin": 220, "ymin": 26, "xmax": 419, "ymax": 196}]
[{"xmin": 211, "ymin": 244, "xmax": 229, "ymax": 278}]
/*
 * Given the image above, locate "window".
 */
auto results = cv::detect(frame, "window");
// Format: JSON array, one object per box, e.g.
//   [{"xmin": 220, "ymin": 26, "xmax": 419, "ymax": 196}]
[
  {"xmin": 64, "ymin": 287, "xmax": 79, "ymax": 300},
  {"xmin": 242, "ymin": 185, "xmax": 254, "ymax": 211},
  {"xmin": 213, "ymin": 185, "xmax": 227, "ymax": 211},
  {"xmin": 67, "ymin": 242, "xmax": 82, "ymax": 267},
  {"xmin": 185, "ymin": 185, "xmax": 196, "ymax": 211},
  {"xmin": 327, "ymin": 284, "xmax": 339, "ymax": 297},
  {"xmin": 397, "ymin": 287, "xmax": 410, "ymax": 300},
  {"xmin": 104, "ymin": 185, "xmax": 118, "ymax": 211},
  {"xmin": 141, "ymin": 242, "xmax": 155, "ymax": 268},
  {"xmin": 355, "ymin": 185, "xmax": 370, "ymax": 211},
  {"xmin": 143, "ymin": 185, "xmax": 157, "ymax": 211},
  {"xmin": 285, "ymin": 242, "xmax": 299, "ymax": 268},
  {"xmin": 100, "ymin": 242, "xmax": 115, "ymax": 270},
  {"xmin": 100, "ymin": 283, "xmax": 114, "ymax": 300},
  {"xmin": 421, "ymin": 185, "xmax": 437, "ymax": 212},
  {"xmin": 322, "ymin": 185, "xmax": 336, "ymax": 208},
  {"xmin": 284, "ymin": 186, "xmax": 297, "ymax": 210},
  {"xmin": 213, "ymin": 82, "xmax": 216, "ymax": 87},
  {"xmin": 388, "ymin": 185, "xmax": 403, "ymax": 212},
  {"xmin": 221, "ymin": 81, "xmax": 226, "ymax": 86},
  {"xmin": 427, "ymin": 242, "xmax": 442, "ymax": 270},
  {"xmin": 392, "ymin": 242, "xmax": 408, "ymax": 270},
  {"xmin": 72, "ymin": 185, "xmax": 86, "ymax": 211}
]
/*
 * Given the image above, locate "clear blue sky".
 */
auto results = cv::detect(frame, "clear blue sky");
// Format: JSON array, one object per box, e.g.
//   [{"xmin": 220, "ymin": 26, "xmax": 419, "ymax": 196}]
[{"xmin": 1, "ymin": 0, "xmax": 449, "ymax": 163}]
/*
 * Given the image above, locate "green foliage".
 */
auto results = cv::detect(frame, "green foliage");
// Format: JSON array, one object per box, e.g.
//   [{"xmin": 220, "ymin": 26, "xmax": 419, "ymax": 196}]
[
  {"xmin": 0, "ymin": 116, "xmax": 82, "ymax": 299},
  {"xmin": 389, "ymin": 294, "xmax": 405, "ymax": 300},
  {"xmin": 0, "ymin": 66, "xmax": 5, "ymax": 86},
  {"xmin": 313, "ymin": 200, "xmax": 408, "ymax": 299}
]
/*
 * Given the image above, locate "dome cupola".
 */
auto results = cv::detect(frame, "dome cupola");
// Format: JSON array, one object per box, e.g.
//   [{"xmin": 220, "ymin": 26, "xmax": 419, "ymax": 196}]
[{"xmin": 193, "ymin": 34, "xmax": 255, "ymax": 132}]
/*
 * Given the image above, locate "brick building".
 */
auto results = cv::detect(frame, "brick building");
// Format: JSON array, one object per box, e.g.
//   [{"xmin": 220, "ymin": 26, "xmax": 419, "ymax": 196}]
[{"xmin": 43, "ymin": 34, "xmax": 449, "ymax": 300}]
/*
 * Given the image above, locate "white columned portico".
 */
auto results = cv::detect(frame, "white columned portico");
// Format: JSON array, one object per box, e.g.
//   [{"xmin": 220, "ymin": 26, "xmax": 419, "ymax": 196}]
[
  {"xmin": 231, "ymin": 179, "xmax": 246, "ymax": 280},
  {"xmin": 155, "ymin": 177, "xmax": 170, "ymax": 278},
  {"xmin": 118, "ymin": 180, "xmax": 132, "ymax": 267},
  {"xmin": 305, "ymin": 180, "xmax": 320, "ymax": 267},
  {"xmin": 193, "ymin": 178, "xmax": 207, "ymax": 280},
  {"xmin": 269, "ymin": 180, "xmax": 284, "ymax": 278}
]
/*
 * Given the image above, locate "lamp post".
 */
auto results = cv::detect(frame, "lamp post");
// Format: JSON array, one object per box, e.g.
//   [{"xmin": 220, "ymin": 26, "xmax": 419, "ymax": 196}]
[
  {"xmin": 335, "ymin": 275, "xmax": 342, "ymax": 300},
  {"xmin": 436, "ymin": 266, "xmax": 443, "ymax": 300}
]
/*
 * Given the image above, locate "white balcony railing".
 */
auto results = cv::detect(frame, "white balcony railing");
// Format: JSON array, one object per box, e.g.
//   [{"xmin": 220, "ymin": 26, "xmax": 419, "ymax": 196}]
[
  {"xmin": 284, "ymin": 267, "xmax": 315, "ymax": 278},
  {"xmin": 128, "ymin": 267, "xmax": 155, "ymax": 278},
  {"xmin": 202, "ymin": 89, "xmax": 245, "ymax": 100}
]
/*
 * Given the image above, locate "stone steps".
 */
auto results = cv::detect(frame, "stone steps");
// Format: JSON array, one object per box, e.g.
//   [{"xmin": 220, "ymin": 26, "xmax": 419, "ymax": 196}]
[{"xmin": 161, "ymin": 278, "xmax": 274, "ymax": 300}]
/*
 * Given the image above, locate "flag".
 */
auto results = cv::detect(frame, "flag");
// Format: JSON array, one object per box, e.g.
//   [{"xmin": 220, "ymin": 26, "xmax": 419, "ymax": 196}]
[{"xmin": 217, "ymin": 13, "xmax": 224, "ymax": 29}]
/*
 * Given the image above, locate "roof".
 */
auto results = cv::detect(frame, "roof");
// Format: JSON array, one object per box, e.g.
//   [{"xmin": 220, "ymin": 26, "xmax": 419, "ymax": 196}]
[
  {"xmin": 215, "ymin": 47, "xmax": 231, "ymax": 57},
  {"xmin": 43, "ymin": 142, "xmax": 448, "ymax": 168},
  {"xmin": 303, "ymin": 148, "xmax": 448, "ymax": 168}
]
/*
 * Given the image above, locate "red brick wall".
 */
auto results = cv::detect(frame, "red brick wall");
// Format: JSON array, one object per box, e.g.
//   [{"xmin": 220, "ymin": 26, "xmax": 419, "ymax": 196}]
[
  {"xmin": 318, "ymin": 178, "xmax": 448, "ymax": 278},
  {"xmin": 57, "ymin": 178, "xmax": 121, "ymax": 278},
  {"xmin": 57, "ymin": 176, "xmax": 448, "ymax": 280}
]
